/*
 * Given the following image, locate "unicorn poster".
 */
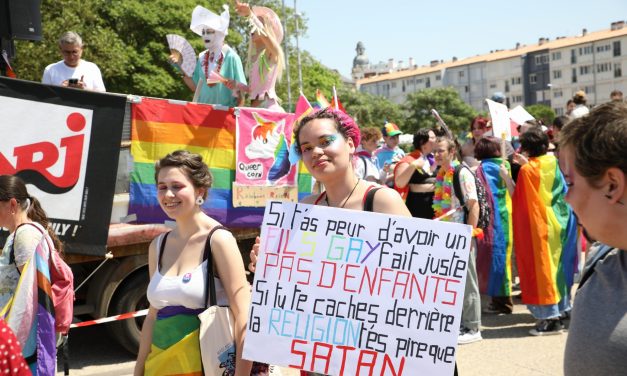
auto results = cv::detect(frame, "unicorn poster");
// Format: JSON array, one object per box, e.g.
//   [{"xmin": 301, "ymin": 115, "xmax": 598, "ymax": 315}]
[{"xmin": 235, "ymin": 108, "xmax": 298, "ymax": 186}]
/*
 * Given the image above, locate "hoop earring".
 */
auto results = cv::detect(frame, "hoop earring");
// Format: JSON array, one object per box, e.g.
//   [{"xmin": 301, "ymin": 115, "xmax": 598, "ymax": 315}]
[{"xmin": 196, "ymin": 196, "xmax": 204, "ymax": 206}]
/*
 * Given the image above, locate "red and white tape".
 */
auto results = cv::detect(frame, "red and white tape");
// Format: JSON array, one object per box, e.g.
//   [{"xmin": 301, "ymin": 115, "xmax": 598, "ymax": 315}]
[{"xmin": 70, "ymin": 309, "xmax": 148, "ymax": 329}]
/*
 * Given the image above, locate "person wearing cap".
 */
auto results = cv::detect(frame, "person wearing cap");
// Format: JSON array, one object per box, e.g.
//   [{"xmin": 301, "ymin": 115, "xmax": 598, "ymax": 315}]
[
  {"xmin": 570, "ymin": 90, "xmax": 589, "ymax": 119},
  {"xmin": 235, "ymin": 1, "xmax": 285, "ymax": 111},
  {"xmin": 170, "ymin": 5, "xmax": 246, "ymax": 107},
  {"xmin": 374, "ymin": 122, "xmax": 405, "ymax": 186}
]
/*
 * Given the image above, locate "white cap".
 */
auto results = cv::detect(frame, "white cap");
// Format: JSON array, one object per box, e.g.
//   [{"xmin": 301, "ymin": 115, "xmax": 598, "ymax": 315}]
[{"xmin": 190, "ymin": 4, "xmax": 230, "ymax": 37}]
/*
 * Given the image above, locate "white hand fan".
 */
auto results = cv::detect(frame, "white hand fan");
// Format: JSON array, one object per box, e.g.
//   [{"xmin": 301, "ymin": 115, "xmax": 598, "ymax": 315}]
[{"xmin": 166, "ymin": 34, "xmax": 197, "ymax": 77}]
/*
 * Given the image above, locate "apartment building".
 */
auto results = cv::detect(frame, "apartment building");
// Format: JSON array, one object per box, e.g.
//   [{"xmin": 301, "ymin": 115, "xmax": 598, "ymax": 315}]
[{"xmin": 357, "ymin": 21, "xmax": 627, "ymax": 115}]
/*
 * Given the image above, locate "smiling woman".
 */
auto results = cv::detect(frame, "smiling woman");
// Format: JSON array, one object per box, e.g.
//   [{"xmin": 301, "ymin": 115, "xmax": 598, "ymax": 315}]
[{"xmin": 135, "ymin": 150, "xmax": 257, "ymax": 376}]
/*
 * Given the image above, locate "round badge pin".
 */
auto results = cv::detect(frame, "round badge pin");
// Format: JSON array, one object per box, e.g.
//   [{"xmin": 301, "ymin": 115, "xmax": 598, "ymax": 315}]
[{"xmin": 182, "ymin": 272, "xmax": 192, "ymax": 283}]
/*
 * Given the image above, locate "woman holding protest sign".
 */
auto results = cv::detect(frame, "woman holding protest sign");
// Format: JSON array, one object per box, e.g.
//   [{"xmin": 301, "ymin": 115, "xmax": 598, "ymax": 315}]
[
  {"xmin": 561, "ymin": 102, "xmax": 627, "ymax": 375},
  {"xmin": 134, "ymin": 150, "xmax": 257, "ymax": 376},
  {"xmin": 0, "ymin": 175, "xmax": 65, "ymax": 375}
]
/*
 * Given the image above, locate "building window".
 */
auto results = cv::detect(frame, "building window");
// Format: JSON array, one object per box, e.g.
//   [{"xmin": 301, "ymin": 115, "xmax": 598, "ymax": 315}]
[
  {"xmin": 579, "ymin": 46, "xmax": 593, "ymax": 55},
  {"xmin": 464, "ymin": 85, "xmax": 469, "ymax": 93},
  {"xmin": 426, "ymin": 77, "xmax": 431, "ymax": 88},
  {"xmin": 553, "ymin": 90, "xmax": 563, "ymax": 98},
  {"xmin": 505, "ymin": 80, "xmax": 510, "ymax": 93},
  {"xmin": 435, "ymin": 74, "xmax": 441, "ymax": 81},
  {"xmin": 584, "ymin": 86, "xmax": 595, "ymax": 94},
  {"xmin": 579, "ymin": 65, "xmax": 591, "ymax": 75},
  {"xmin": 596, "ymin": 44, "xmax": 611, "ymax": 52},
  {"xmin": 529, "ymin": 74, "xmax": 537, "ymax": 84},
  {"xmin": 551, "ymin": 52, "xmax": 562, "ymax": 60},
  {"xmin": 391, "ymin": 82, "xmax": 397, "ymax": 89},
  {"xmin": 553, "ymin": 70, "xmax": 562, "ymax": 79},
  {"xmin": 572, "ymin": 68, "xmax": 577, "ymax": 83},
  {"xmin": 459, "ymin": 71, "xmax": 465, "ymax": 78},
  {"xmin": 490, "ymin": 83, "xmax": 497, "ymax": 89},
  {"xmin": 614, "ymin": 41, "xmax": 622, "ymax": 57},
  {"xmin": 597, "ymin": 62, "xmax": 611, "ymax": 73},
  {"xmin": 535, "ymin": 54, "xmax": 549, "ymax": 65},
  {"xmin": 555, "ymin": 108, "xmax": 564, "ymax": 116},
  {"xmin": 615, "ymin": 63, "xmax": 622, "ymax": 77},
  {"xmin": 571, "ymin": 49, "xmax": 577, "ymax": 64}
]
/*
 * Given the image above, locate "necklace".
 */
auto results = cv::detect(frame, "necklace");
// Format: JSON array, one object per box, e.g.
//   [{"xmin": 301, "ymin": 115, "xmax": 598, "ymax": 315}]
[
  {"xmin": 325, "ymin": 179, "xmax": 361, "ymax": 208},
  {"xmin": 432, "ymin": 161, "xmax": 459, "ymax": 220},
  {"xmin": 203, "ymin": 51, "xmax": 224, "ymax": 87}
]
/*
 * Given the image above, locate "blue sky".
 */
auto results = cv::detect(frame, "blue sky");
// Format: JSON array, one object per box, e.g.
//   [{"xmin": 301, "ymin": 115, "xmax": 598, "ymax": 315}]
[{"xmin": 295, "ymin": 0, "xmax": 627, "ymax": 79}]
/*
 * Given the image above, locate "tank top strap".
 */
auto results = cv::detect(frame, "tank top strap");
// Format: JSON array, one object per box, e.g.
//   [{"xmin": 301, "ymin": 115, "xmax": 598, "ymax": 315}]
[{"xmin": 313, "ymin": 191, "xmax": 326, "ymax": 205}]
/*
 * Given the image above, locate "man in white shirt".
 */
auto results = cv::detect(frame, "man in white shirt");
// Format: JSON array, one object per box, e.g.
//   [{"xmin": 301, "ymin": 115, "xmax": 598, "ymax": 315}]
[{"xmin": 42, "ymin": 31, "xmax": 106, "ymax": 92}]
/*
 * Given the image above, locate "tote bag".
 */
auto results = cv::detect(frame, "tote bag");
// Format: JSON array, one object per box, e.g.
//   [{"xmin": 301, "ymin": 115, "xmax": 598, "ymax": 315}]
[{"xmin": 197, "ymin": 226, "xmax": 281, "ymax": 376}]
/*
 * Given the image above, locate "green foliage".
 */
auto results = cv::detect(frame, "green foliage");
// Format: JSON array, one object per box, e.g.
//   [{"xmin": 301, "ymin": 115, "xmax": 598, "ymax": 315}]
[
  {"xmin": 525, "ymin": 104, "xmax": 556, "ymax": 125},
  {"xmin": 276, "ymin": 49, "xmax": 342, "ymax": 112},
  {"xmin": 13, "ymin": 0, "xmax": 304, "ymax": 100},
  {"xmin": 337, "ymin": 87, "xmax": 404, "ymax": 130},
  {"xmin": 402, "ymin": 87, "xmax": 477, "ymax": 136}
]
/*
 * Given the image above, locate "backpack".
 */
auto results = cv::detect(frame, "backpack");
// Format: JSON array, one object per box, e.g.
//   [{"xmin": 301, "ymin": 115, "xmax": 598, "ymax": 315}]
[
  {"xmin": 11, "ymin": 223, "xmax": 74, "ymax": 334},
  {"xmin": 452, "ymin": 164, "xmax": 491, "ymax": 230}
]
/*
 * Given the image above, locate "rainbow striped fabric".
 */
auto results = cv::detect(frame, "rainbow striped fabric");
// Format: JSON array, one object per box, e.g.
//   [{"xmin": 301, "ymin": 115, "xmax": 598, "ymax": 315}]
[
  {"xmin": 312, "ymin": 89, "xmax": 330, "ymax": 110},
  {"xmin": 129, "ymin": 98, "xmax": 312, "ymax": 227},
  {"xmin": 1, "ymin": 229, "xmax": 56, "ymax": 375},
  {"xmin": 476, "ymin": 158, "xmax": 514, "ymax": 297},
  {"xmin": 512, "ymin": 154, "xmax": 578, "ymax": 305}
]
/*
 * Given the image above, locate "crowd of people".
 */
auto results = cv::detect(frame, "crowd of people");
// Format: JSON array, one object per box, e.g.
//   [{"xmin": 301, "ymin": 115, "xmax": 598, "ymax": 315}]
[{"xmin": 1, "ymin": 2, "xmax": 624, "ymax": 375}]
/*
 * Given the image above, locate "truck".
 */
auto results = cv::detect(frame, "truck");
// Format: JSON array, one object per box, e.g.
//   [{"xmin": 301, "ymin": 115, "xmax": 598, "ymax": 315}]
[{"xmin": 0, "ymin": 77, "xmax": 309, "ymax": 354}]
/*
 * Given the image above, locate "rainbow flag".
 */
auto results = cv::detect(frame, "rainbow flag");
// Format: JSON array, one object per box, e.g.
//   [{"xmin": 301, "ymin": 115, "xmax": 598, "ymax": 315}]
[
  {"xmin": 312, "ymin": 89, "xmax": 330, "ymax": 110},
  {"xmin": 512, "ymin": 154, "xmax": 577, "ymax": 305},
  {"xmin": 129, "ymin": 97, "xmax": 312, "ymax": 227},
  {"xmin": 294, "ymin": 92, "xmax": 313, "ymax": 122},
  {"xmin": 1, "ymin": 227, "xmax": 57, "ymax": 375},
  {"xmin": 476, "ymin": 158, "xmax": 514, "ymax": 297},
  {"xmin": 330, "ymin": 86, "xmax": 346, "ymax": 113}
]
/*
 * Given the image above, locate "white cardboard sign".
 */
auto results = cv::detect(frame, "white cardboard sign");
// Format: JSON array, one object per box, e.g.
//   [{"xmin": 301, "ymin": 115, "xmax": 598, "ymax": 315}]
[{"xmin": 243, "ymin": 201, "xmax": 471, "ymax": 376}]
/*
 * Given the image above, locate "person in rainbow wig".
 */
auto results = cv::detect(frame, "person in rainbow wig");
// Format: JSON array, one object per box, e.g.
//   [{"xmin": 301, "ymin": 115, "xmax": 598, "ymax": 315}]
[
  {"xmin": 235, "ymin": 1, "xmax": 286, "ymax": 111},
  {"xmin": 512, "ymin": 126, "xmax": 578, "ymax": 336}
]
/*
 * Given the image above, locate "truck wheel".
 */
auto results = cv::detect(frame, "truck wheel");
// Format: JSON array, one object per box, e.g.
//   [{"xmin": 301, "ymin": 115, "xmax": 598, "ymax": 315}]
[{"xmin": 108, "ymin": 270, "xmax": 149, "ymax": 355}]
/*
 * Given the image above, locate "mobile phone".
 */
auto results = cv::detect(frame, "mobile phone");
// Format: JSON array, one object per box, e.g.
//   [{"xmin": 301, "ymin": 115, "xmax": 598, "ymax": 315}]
[{"xmin": 68, "ymin": 78, "xmax": 79, "ymax": 85}]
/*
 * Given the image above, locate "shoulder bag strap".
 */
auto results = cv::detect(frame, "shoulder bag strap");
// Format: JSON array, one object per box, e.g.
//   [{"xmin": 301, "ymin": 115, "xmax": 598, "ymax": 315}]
[
  {"xmin": 9, "ymin": 222, "xmax": 44, "ymax": 267},
  {"xmin": 203, "ymin": 225, "xmax": 229, "ymax": 309},
  {"xmin": 359, "ymin": 155, "xmax": 368, "ymax": 178}
]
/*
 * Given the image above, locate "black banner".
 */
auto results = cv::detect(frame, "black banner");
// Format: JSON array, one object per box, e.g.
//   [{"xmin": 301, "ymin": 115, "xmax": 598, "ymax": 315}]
[{"xmin": 0, "ymin": 77, "xmax": 126, "ymax": 255}]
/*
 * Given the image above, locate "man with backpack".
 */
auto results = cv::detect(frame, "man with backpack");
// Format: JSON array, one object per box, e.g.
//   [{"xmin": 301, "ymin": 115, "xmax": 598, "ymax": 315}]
[{"xmin": 432, "ymin": 137, "xmax": 485, "ymax": 345}]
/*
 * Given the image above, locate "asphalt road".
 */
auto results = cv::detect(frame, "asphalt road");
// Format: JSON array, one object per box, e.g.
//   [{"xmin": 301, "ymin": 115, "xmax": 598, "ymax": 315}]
[{"xmin": 58, "ymin": 294, "xmax": 568, "ymax": 376}]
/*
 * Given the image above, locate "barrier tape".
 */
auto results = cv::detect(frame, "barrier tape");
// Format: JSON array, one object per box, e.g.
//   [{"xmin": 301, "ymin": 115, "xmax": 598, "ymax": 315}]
[{"xmin": 70, "ymin": 309, "xmax": 149, "ymax": 329}]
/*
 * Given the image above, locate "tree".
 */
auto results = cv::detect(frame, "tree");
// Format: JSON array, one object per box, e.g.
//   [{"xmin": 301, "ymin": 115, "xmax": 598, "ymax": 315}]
[
  {"xmin": 12, "ymin": 0, "xmax": 302, "ymax": 100},
  {"xmin": 338, "ymin": 87, "xmax": 404, "ymax": 129},
  {"xmin": 402, "ymin": 87, "xmax": 477, "ymax": 136},
  {"xmin": 525, "ymin": 104, "xmax": 556, "ymax": 125}
]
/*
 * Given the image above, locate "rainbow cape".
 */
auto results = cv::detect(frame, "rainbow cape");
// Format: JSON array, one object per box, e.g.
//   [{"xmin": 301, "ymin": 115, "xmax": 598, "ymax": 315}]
[
  {"xmin": 512, "ymin": 154, "xmax": 577, "ymax": 305},
  {"xmin": 129, "ymin": 98, "xmax": 312, "ymax": 227},
  {"xmin": 476, "ymin": 158, "xmax": 513, "ymax": 297},
  {"xmin": 1, "ymin": 231, "xmax": 56, "ymax": 375}
]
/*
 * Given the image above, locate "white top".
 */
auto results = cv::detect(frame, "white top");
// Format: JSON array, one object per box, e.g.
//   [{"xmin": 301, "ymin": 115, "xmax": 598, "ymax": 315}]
[
  {"xmin": 451, "ymin": 166, "xmax": 478, "ymax": 224},
  {"xmin": 571, "ymin": 105, "xmax": 589, "ymax": 119},
  {"xmin": 0, "ymin": 224, "xmax": 45, "ymax": 309},
  {"xmin": 147, "ymin": 233, "xmax": 228, "ymax": 310},
  {"xmin": 42, "ymin": 59, "xmax": 106, "ymax": 92}
]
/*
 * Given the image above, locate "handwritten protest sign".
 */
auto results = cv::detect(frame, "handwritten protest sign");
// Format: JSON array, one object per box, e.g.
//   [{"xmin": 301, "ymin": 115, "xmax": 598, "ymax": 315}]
[
  {"xmin": 243, "ymin": 201, "xmax": 471, "ymax": 376},
  {"xmin": 232, "ymin": 183, "xmax": 298, "ymax": 207},
  {"xmin": 486, "ymin": 98, "xmax": 512, "ymax": 140}
]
